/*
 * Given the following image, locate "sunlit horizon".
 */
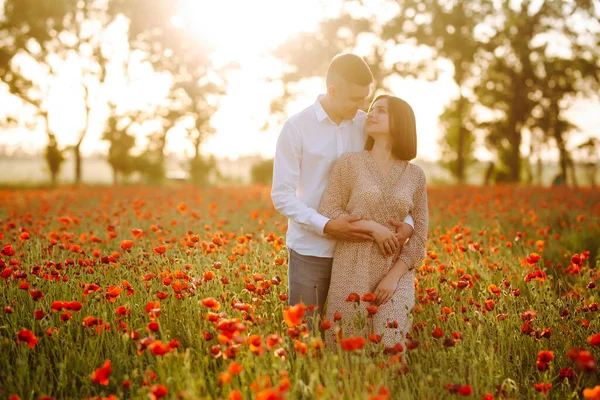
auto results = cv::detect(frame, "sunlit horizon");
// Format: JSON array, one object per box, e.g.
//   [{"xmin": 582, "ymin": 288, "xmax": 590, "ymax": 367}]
[{"xmin": 0, "ymin": 0, "xmax": 598, "ymax": 163}]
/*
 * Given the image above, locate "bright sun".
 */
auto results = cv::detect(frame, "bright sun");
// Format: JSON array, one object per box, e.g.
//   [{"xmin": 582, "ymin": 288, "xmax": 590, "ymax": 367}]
[{"xmin": 173, "ymin": 0, "xmax": 324, "ymax": 64}]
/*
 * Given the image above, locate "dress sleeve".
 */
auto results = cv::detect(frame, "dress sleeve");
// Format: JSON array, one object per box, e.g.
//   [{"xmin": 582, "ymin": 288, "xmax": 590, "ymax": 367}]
[
  {"xmin": 318, "ymin": 154, "xmax": 352, "ymax": 221},
  {"xmin": 396, "ymin": 167, "xmax": 428, "ymax": 271}
]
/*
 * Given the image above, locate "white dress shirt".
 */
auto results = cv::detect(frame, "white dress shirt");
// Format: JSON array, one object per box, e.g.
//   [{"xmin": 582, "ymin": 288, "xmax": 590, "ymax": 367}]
[{"xmin": 271, "ymin": 95, "xmax": 414, "ymax": 258}]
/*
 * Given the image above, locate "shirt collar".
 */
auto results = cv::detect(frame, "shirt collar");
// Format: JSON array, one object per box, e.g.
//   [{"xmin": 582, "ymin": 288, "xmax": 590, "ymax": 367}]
[
  {"xmin": 314, "ymin": 95, "xmax": 360, "ymax": 126},
  {"xmin": 314, "ymin": 95, "xmax": 330, "ymax": 123}
]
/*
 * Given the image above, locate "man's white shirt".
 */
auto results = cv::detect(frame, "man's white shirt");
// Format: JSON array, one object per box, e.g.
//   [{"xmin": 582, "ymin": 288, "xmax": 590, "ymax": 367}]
[{"xmin": 271, "ymin": 95, "xmax": 414, "ymax": 258}]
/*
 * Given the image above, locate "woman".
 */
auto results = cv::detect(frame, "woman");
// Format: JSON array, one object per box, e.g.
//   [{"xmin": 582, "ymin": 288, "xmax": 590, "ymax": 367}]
[{"xmin": 318, "ymin": 94, "xmax": 429, "ymax": 349}]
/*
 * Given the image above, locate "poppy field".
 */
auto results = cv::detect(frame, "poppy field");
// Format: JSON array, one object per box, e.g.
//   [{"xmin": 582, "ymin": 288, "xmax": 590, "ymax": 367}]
[{"xmin": 1, "ymin": 185, "xmax": 599, "ymax": 400}]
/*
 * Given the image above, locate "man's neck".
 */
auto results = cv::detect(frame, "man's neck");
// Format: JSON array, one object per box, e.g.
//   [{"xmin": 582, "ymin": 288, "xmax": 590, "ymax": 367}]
[{"xmin": 319, "ymin": 94, "xmax": 344, "ymax": 126}]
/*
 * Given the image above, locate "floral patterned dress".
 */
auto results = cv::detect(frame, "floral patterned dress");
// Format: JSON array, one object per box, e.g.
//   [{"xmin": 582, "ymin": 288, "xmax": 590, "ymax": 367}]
[{"xmin": 318, "ymin": 150, "xmax": 429, "ymax": 348}]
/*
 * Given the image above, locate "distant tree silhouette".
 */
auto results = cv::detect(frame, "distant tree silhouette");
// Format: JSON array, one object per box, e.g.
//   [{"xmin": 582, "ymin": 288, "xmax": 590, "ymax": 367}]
[{"xmin": 251, "ymin": 159, "xmax": 274, "ymax": 185}]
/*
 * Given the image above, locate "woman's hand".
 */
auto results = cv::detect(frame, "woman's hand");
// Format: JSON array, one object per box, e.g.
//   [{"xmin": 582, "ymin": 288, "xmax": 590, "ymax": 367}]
[
  {"xmin": 373, "ymin": 273, "xmax": 399, "ymax": 306},
  {"xmin": 374, "ymin": 259, "xmax": 410, "ymax": 305},
  {"xmin": 371, "ymin": 224, "xmax": 400, "ymax": 256}
]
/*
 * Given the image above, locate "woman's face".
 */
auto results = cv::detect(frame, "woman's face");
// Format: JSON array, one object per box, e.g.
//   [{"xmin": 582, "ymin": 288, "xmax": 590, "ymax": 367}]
[{"xmin": 365, "ymin": 98, "xmax": 390, "ymax": 139}]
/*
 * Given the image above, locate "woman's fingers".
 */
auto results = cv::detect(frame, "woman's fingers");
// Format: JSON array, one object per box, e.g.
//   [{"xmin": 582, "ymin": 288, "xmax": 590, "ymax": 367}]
[
  {"xmin": 383, "ymin": 242, "xmax": 392, "ymax": 256},
  {"xmin": 381, "ymin": 292, "xmax": 391, "ymax": 305},
  {"xmin": 378, "ymin": 291, "xmax": 390, "ymax": 306},
  {"xmin": 374, "ymin": 289, "xmax": 383, "ymax": 305},
  {"xmin": 391, "ymin": 235, "xmax": 400, "ymax": 248}
]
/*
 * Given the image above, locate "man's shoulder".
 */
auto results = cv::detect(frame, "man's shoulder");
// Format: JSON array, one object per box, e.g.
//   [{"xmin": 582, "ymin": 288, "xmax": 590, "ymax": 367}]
[
  {"xmin": 286, "ymin": 103, "xmax": 318, "ymax": 127},
  {"xmin": 355, "ymin": 109, "xmax": 368, "ymax": 122}
]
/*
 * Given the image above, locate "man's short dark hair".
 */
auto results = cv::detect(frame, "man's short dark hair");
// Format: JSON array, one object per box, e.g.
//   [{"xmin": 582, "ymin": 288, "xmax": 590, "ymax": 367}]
[{"xmin": 326, "ymin": 53, "xmax": 374, "ymax": 87}]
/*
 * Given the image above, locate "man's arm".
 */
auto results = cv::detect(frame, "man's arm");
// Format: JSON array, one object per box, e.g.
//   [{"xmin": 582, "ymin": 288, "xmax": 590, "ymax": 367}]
[{"xmin": 271, "ymin": 120, "xmax": 330, "ymax": 235}]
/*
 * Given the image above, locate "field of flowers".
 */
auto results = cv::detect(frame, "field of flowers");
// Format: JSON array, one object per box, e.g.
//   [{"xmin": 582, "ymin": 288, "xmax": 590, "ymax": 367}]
[{"xmin": 0, "ymin": 184, "xmax": 599, "ymax": 400}]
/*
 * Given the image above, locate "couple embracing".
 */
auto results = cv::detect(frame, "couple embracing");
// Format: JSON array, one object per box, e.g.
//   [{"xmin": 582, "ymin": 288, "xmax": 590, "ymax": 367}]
[{"xmin": 271, "ymin": 53, "xmax": 429, "ymax": 349}]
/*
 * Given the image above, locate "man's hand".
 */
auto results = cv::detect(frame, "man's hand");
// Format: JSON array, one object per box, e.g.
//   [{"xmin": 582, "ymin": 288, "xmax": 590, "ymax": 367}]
[
  {"xmin": 389, "ymin": 218, "xmax": 414, "ymax": 244},
  {"xmin": 324, "ymin": 216, "xmax": 373, "ymax": 242}
]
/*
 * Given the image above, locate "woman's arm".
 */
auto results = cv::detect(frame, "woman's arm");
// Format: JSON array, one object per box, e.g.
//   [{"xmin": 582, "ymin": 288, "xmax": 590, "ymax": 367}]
[
  {"xmin": 373, "ymin": 169, "xmax": 428, "ymax": 305},
  {"xmin": 394, "ymin": 168, "xmax": 429, "ymax": 271}
]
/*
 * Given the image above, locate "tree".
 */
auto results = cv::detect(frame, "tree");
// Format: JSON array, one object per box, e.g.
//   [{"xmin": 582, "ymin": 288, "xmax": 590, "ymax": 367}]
[
  {"xmin": 476, "ymin": 0, "xmax": 599, "ymax": 182},
  {"xmin": 0, "ymin": 0, "xmax": 74, "ymax": 184},
  {"xmin": 102, "ymin": 103, "xmax": 137, "ymax": 185},
  {"xmin": 576, "ymin": 137, "xmax": 599, "ymax": 186},
  {"xmin": 1, "ymin": 0, "xmax": 118, "ymax": 185},
  {"xmin": 384, "ymin": 0, "xmax": 494, "ymax": 183},
  {"xmin": 44, "ymin": 133, "xmax": 65, "ymax": 186},
  {"xmin": 251, "ymin": 158, "xmax": 275, "ymax": 185},
  {"xmin": 272, "ymin": 0, "xmax": 600, "ymax": 184},
  {"xmin": 109, "ymin": 0, "xmax": 225, "ymax": 184},
  {"xmin": 437, "ymin": 96, "xmax": 477, "ymax": 181}
]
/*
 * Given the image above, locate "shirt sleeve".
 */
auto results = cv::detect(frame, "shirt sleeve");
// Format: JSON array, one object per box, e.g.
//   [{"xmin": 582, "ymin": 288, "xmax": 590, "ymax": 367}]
[
  {"xmin": 403, "ymin": 213, "xmax": 414, "ymax": 229},
  {"xmin": 271, "ymin": 119, "xmax": 330, "ymax": 236}
]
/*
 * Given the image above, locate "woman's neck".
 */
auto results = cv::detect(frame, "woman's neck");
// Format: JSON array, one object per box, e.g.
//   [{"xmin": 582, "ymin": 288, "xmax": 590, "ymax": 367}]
[{"xmin": 370, "ymin": 138, "xmax": 394, "ymax": 161}]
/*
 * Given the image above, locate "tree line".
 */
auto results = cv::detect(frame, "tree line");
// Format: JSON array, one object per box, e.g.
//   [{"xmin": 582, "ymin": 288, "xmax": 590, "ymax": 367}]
[
  {"xmin": 271, "ymin": 0, "xmax": 600, "ymax": 185},
  {"xmin": 1, "ymin": 0, "xmax": 599, "ymax": 186}
]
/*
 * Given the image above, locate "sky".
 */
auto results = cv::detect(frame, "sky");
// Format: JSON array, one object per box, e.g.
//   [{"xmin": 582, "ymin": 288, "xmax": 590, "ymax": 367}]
[{"xmin": 0, "ymin": 0, "xmax": 598, "ymax": 162}]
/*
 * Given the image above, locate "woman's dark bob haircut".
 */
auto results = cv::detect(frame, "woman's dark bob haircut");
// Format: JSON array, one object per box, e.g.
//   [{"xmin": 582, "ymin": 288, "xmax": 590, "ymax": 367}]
[{"xmin": 365, "ymin": 94, "xmax": 417, "ymax": 161}]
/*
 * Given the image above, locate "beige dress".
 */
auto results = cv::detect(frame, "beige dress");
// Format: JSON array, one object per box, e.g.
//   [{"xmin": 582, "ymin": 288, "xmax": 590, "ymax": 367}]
[{"xmin": 318, "ymin": 150, "xmax": 429, "ymax": 349}]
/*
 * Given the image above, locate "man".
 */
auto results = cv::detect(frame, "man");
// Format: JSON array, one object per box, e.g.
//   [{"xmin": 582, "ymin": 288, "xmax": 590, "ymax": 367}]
[{"xmin": 271, "ymin": 53, "xmax": 414, "ymax": 327}]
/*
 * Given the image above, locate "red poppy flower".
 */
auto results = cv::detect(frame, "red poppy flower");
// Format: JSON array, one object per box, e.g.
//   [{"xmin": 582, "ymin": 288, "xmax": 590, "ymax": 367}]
[
  {"xmin": 538, "ymin": 350, "xmax": 553, "ymax": 363},
  {"xmin": 283, "ymin": 303, "xmax": 305, "ymax": 327},
  {"xmin": 228, "ymin": 362, "xmax": 243, "ymax": 375},
  {"xmin": 153, "ymin": 246, "xmax": 167, "ymax": 255},
  {"xmin": 368, "ymin": 334, "xmax": 382, "ymax": 344},
  {"xmin": 29, "ymin": 289, "xmax": 44, "ymax": 301},
  {"xmin": 91, "ymin": 360, "xmax": 111, "ymax": 385},
  {"xmin": 51, "ymin": 301, "xmax": 64, "ymax": 312},
  {"xmin": 16, "ymin": 328, "xmax": 38, "ymax": 348},
  {"xmin": 147, "ymin": 322, "xmax": 160, "ymax": 332},
  {"xmin": 361, "ymin": 293, "xmax": 375, "ymax": 302},
  {"xmin": 1, "ymin": 268, "xmax": 12, "ymax": 279},
  {"xmin": 340, "ymin": 336, "xmax": 365, "ymax": 351},
  {"xmin": 345, "ymin": 293, "xmax": 360, "ymax": 303},
  {"xmin": 588, "ymin": 333, "xmax": 600, "ymax": 347},
  {"xmin": 149, "ymin": 340, "xmax": 171, "ymax": 356},
  {"xmin": 533, "ymin": 382, "xmax": 552, "ymax": 396},
  {"xmin": 202, "ymin": 297, "xmax": 220, "ymax": 310},
  {"xmin": 131, "ymin": 228, "xmax": 144, "ymax": 239},
  {"xmin": 64, "ymin": 301, "xmax": 82, "ymax": 312},
  {"xmin": 364, "ymin": 305, "xmax": 377, "ymax": 316},
  {"xmin": 150, "ymin": 384, "xmax": 168, "ymax": 399}
]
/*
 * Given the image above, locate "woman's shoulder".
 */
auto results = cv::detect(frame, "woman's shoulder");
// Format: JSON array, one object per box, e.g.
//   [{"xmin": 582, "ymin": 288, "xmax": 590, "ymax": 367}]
[
  {"xmin": 338, "ymin": 151, "xmax": 364, "ymax": 165},
  {"xmin": 408, "ymin": 162, "xmax": 427, "ymax": 182}
]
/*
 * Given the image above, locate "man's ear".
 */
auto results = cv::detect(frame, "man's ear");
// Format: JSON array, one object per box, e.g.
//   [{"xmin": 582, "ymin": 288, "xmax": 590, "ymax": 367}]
[{"xmin": 326, "ymin": 84, "xmax": 336, "ymax": 97}]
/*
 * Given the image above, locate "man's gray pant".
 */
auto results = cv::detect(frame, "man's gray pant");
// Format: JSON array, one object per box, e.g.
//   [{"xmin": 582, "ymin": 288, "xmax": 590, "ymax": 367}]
[{"xmin": 288, "ymin": 248, "xmax": 333, "ymax": 329}]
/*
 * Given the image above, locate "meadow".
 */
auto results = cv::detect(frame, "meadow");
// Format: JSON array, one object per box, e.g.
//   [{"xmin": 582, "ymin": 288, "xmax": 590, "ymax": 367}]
[{"xmin": 0, "ymin": 184, "xmax": 599, "ymax": 400}]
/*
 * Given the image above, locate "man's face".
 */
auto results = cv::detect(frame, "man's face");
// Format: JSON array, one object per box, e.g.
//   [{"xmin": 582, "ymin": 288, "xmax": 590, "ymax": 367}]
[{"xmin": 330, "ymin": 81, "xmax": 371, "ymax": 120}]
